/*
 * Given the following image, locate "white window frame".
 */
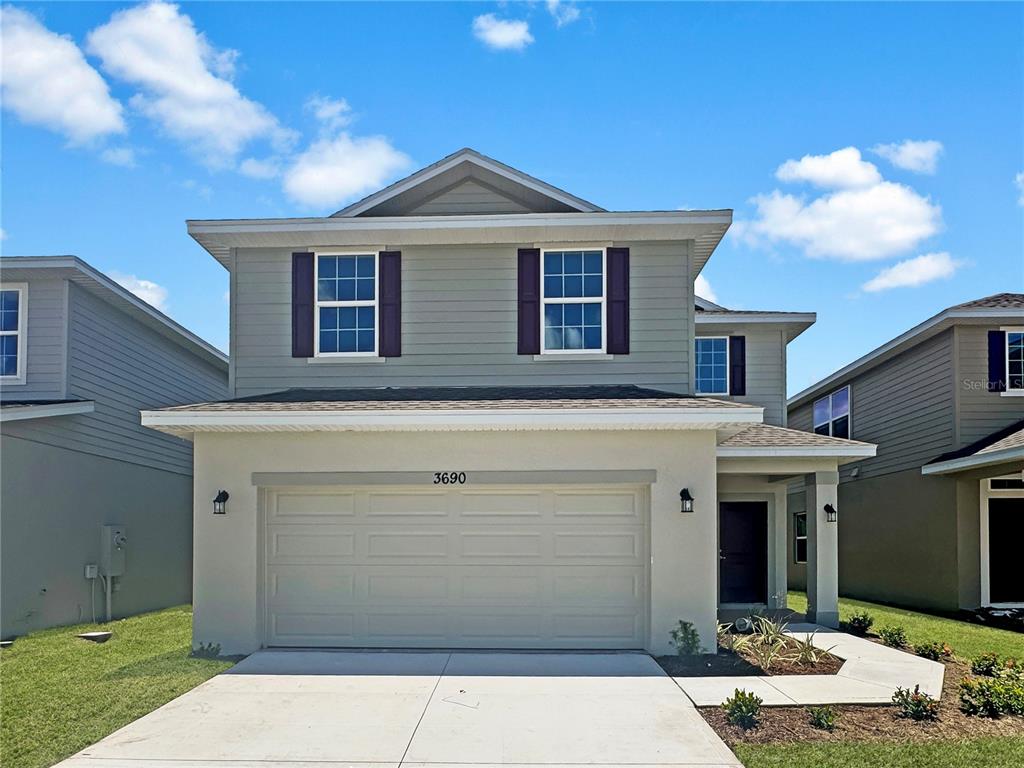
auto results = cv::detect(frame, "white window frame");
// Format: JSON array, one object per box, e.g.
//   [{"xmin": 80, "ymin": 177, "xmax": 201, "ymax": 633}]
[
  {"xmin": 694, "ymin": 335, "xmax": 729, "ymax": 396},
  {"xmin": 980, "ymin": 474, "xmax": 1024, "ymax": 608},
  {"xmin": 813, "ymin": 385, "xmax": 852, "ymax": 438},
  {"xmin": 1003, "ymin": 326, "xmax": 1024, "ymax": 396},
  {"xmin": 313, "ymin": 251, "xmax": 379, "ymax": 358},
  {"xmin": 0, "ymin": 283, "xmax": 27, "ymax": 385},
  {"xmin": 539, "ymin": 247, "xmax": 607, "ymax": 355},
  {"xmin": 793, "ymin": 511, "xmax": 808, "ymax": 564}
]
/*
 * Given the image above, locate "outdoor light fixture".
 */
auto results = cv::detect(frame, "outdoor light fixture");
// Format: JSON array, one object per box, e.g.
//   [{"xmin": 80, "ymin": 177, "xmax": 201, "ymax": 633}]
[
  {"xmin": 824, "ymin": 503, "xmax": 838, "ymax": 523},
  {"xmin": 213, "ymin": 490, "xmax": 230, "ymax": 515},
  {"xmin": 680, "ymin": 488, "xmax": 694, "ymax": 513}
]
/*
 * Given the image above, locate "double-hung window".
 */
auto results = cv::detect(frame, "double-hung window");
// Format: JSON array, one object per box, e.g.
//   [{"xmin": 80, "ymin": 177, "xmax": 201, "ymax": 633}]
[
  {"xmin": 793, "ymin": 512, "xmax": 808, "ymax": 563},
  {"xmin": 0, "ymin": 285, "xmax": 25, "ymax": 381},
  {"xmin": 813, "ymin": 386, "xmax": 850, "ymax": 438},
  {"xmin": 315, "ymin": 253, "xmax": 377, "ymax": 356},
  {"xmin": 541, "ymin": 249, "xmax": 605, "ymax": 353},
  {"xmin": 1007, "ymin": 330, "xmax": 1024, "ymax": 391},
  {"xmin": 695, "ymin": 337, "xmax": 728, "ymax": 395}
]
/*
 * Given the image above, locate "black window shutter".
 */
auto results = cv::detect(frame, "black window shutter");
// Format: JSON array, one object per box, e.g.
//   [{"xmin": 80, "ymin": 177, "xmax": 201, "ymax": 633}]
[
  {"xmin": 291, "ymin": 252, "xmax": 314, "ymax": 358},
  {"xmin": 606, "ymin": 247, "xmax": 630, "ymax": 354},
  {"xmin": 517, "ymin": 248, "xmax": 541, "ymax": 354},
  {"xmin": 988, "ymin": 330, "xmax": 1007, "ymax": 392},
  {"xmin": 379, "ymin": 251, "xmax": 402, "ymax": 357},
  {"xmin": 729, "ymin": 335, "xmax": 747, "ymax": 396}
]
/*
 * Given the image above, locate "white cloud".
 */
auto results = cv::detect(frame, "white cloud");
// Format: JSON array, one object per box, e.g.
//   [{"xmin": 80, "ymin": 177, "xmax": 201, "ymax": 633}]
[
  {"xmin": 306, "ymin": 95, "xmax": 352, "ymax": 133},
  {"xmin": 0, "ymin": 6, "xmax": 125, "ymax": 145},
  {"xmin": 775, "ymin": 147, "xmax": 881, "ymax": 189},
  {"xmin": 239, "ymin": 157, "xmax": 281, "ymax": 179},
  {"xmin": 547, "ymin": 0, "xmax": 581, "ymax": 27},
  {"xmin": 181, "ymin": 179, "xmax": 213, "ymax": 199},
  {"xmin": 110, "ymin": 272, "xmax": 169, "ymax": 311},
  {"xmin": 871, "ymin": 140, "xmax": 944, "ymax": 174},
  {"xmin": 862, "ymin": 252, "xmax": 961, "ymax": 292},
  {"xmin": 472, "ymin": 14, "xmax": 534, "ymax": 51},
  {"xmin": 1015, "ymin": 172, "xmax": 1024, "ymax": 206},
  {"xmin": 100, "ymin": 147, "xmax": 136, "ymax": 167},
  {"xmin": 87, "ymin": 1, "xmax": 293, "ymax": 167},
  {"xmin": 283, "ymin": 134, "xmax": 411, "ymax": 209},
  {"xmin": 694, "ymin": 274, "xmax": 717, "ymax": 303}
]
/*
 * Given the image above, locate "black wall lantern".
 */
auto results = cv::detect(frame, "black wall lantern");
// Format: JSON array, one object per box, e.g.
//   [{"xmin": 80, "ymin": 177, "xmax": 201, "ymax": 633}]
[
  {"xmin": 213, "ymin": 490, "xmax": 230, "ymax": 515},
  {"xmin": 824, "ymin": 503, "xmax": 838, "ymax": 523},
  {"xmin": 680, "ymin": 488, "xmax": 695, "ymax": 513}
]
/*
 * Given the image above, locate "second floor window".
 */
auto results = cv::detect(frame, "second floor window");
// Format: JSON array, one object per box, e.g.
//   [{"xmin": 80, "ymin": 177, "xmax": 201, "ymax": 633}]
[
  {"xmin": 1007, "ymin": 331, "xmax": 1024, "ymax": 391},
  {"xmin": 695, "ymin": 337, "xmax": 728, "ymax": 395},
  {"xmin": 814, "ymin": 385, "xmax": 850, "ymax": 438},
  {"xmin": 316, "ymin": 254, "xmax": 377, "ymax": 356},
  {"xmin": 793, "ymin": 512, "xmax": 807, "ymax": 563},
  {"xmin": 0, "ymin": 287, "xmax": 23, "ymax": 379},
  {"xmin": 541, "ymin": 249, "xmax": 605, "ymax": 353}
]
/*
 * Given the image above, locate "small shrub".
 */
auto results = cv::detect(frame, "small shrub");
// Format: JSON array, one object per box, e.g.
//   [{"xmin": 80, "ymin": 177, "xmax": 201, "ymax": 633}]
[
  {"xmin": 878, "ymin": 625, "xmax": 907, "ymax": 648},
  {"xmin": 744, "ymin": 636, "xmax": 794, "ymax": 671},
  {"xmin": 892, "ymin": 685, "xmax": 940, "ymax": 721},
  {"xmin": 971, "ymin": 652, "xmax": 1003, "ymax": 677},
  {"xmin": 914, "ymin": 641, "xmax": 953, "ymax": 661},
  {"xmin": 723, "ymin": 688, "xmax": 762, "ymax": 729},
  {"xmin": 750, "ymin": 615, "xmax": 789, "ymax": 643},
  {"xmin": 717, "ymin": 622, "xmax": 751, "ymax": 654},
  {"xmin": 791, "ymin": 632, "xmax": 836, "ymax": 666},
  {"xmin": 960, "ymin": 677, "xmax": 1008, "ymax": 718},
  {"xmin": 807, "ymin": 705, "xmax": 838, "ymax": 731},
  {"xmin": 844, "ymin": 611, "xmax": 874, "ymax": 636},
  {"xmin": 670, "ymin": 620, "xmax": 705, "ymax": 655}
]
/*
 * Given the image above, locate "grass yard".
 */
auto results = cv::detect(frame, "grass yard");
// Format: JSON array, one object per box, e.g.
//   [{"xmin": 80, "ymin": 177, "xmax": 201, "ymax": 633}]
[
  {"xmin": 787, "ymin": 591, "xmax": 1024, "ymax": 659},
  {"xmin": 735, "ymin": 737, "xmax": 1024, "ymax": 768},
  {"xmin": 0, "ymin": 605, "xmax": 234, "ymax": 768}
]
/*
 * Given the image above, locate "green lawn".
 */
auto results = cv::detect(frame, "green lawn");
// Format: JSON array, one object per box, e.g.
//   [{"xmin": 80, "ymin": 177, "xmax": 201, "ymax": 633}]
[
  {"xmin": 735, "ymin": 738, "xmax": 1024, "ymax": 768},
  {"xmin": 0, "ymin": 605, "xmax": 233, "ymax": 768},
  {"xmin": 787, "ymin": 591, "xmax": 1024, "ymax": 660}
]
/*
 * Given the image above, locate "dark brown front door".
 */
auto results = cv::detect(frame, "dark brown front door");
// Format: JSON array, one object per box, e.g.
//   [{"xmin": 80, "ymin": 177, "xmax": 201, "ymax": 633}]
[
  {"xmin": 719, "ymin": 501, "xmax": 768, "ymax": 604},
  {"xmin": 989, "ymin": 497, "xmax": 1024, "ymax": 604}
]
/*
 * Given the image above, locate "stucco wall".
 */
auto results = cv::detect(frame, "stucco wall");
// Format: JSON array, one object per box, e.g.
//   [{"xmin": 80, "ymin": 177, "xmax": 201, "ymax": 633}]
[
  {"xmin": 191, "ymin": 429, "xmax": 720, "ymax": 656},
  {"xmin": 1, "ymin": 435, "xmax": 193, "ymax": 638}
]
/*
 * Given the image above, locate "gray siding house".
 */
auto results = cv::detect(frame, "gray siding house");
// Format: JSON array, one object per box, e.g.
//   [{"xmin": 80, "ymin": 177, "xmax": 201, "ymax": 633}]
[
  {"xmin": 787, "ymin": 295, "xmax": 1024, "ymax": 613},
  {"xmin": 1, "ymin": 256, "xmax": 228, "ymax": 637}
]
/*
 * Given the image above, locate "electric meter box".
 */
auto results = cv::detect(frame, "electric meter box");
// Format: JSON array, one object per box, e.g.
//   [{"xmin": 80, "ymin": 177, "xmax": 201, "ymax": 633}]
[{"xmin": 101, "ymin": 525, "xmax": 127, "ymax": 577}]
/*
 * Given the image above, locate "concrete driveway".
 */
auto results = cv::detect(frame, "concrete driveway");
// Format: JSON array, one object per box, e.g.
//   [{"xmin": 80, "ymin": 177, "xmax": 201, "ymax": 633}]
[{"xmin": 59, "ymin": 650, "xmax": 740, "ymax": 768}]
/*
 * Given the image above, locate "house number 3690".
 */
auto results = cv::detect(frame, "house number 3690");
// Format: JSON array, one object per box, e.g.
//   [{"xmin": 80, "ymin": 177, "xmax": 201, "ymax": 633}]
[{"xmin": 433, "ymin": 472, "xmax": 467, "ymax": 485}]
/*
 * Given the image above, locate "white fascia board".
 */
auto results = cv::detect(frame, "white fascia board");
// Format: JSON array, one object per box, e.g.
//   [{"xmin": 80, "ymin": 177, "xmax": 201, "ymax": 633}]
[
  {"xmin": 716, "ymin": 444, "xmax": 876, "ymax": 459},
  {"xmin": 921, "ymin": 446, "xmax": 1024, "ymax": 476},
  {"xmin": 788, "ymin": 307, "xmax": 1024, "ymax": 410},
  {"xmin": 141, "ymin": 405, "xmax": 763, "ymax": 435},
  {"xmin": 696, "ymin": 312, "xmax": 816, "ymax": 325},
  {"xmin": 0, "ymin": 400, "xmax": 95, "ymax": 422}
]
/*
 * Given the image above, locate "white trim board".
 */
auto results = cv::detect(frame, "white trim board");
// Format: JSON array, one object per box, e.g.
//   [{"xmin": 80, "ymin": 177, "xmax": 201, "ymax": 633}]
[{"xmin": 0, "ymin": 400, "xmax": 95, "ymax": 422}]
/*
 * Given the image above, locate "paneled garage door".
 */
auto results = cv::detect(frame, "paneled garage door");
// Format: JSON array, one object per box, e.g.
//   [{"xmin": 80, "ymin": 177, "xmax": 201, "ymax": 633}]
[{"xmin": 262, "ymin": 484, "xmax": 649, "ymax": 649}]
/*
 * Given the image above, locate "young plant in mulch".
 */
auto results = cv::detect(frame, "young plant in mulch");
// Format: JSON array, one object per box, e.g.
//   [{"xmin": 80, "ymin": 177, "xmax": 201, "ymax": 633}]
[
  {"xmin": 970, "ymin": 652, "xmax": 1003, "ymax": 676},
  {"xmin": 878, "ymin": 625, "xmax": 907, "ymax": 648},
  {"xmin": 791, "ymin": 631, "xmax": 836, "ymax": 666},
  {"xmin": 960, "ymin": 661, "xmax": 1024, "ymax": 718},
  {"xmin": 716, "ymin": 622, "xmax": 752, "ymax": 655},
  {"xmin": 670, "ymin": 620, "xmax": 705, "ymax": 655},
  {"xmin": 914, "ymin": 640, "xmax": 953, "ymax": 661},
  {"xmin": 807, "ymin": 705, "xmax": 839, "ymax": 731},
  {"xmin": 892, "ymin": 685, "xmax": 940, "ymax": 721},
  {"xmin": 843, "ymin": 611, "xmax": 874, "ymax": 637},
  {"xmin": 723, "ymin": 688, "xmax": 762, "ymax": 729}
]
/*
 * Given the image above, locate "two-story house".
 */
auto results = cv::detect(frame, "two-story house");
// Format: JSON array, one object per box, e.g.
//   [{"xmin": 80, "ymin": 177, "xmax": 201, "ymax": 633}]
[
  {"xmin": 788, "ymin": 294, "xmax": 1024, "ymax": 614},
  {"xmin": 142, "ymin": 149, "xmax": 874, "ymax": 655},
  {"xmin": 0, "ymin": 256, "xmax": 228, "ymax": 637}
]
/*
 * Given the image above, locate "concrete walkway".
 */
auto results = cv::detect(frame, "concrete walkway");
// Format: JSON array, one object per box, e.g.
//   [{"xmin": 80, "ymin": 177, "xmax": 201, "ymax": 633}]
[
  {"xmin": 58, "ymin": 651, "xmax": 741, "ymax": 768},
  {"xmin": 674, "ymin": 623, "xmax": 945, "ymax": 707}
]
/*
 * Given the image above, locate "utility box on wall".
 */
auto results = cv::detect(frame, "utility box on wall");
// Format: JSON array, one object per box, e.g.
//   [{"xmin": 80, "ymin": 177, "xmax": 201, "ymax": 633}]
[{"xmin": 100, "ymin": 525, "xmax": 128, "ymax": 577}]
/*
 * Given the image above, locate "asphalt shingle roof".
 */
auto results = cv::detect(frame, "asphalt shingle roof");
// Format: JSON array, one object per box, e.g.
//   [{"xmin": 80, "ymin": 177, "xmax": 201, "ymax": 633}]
[
  {"xmin": 929, "ymin": 418, "xmax": 1024, "ymax": 464},
  {"xmin": 718, "ymin": 423, "xmax": 874, "ymax": 449},
  {"xmin": 951, "ymin": 293, "xmax": 1024, "ymax": 310}
]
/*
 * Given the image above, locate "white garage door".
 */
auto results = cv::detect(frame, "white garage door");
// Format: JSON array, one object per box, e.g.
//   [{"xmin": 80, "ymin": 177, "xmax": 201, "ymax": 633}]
[{"xmin": 262, "ymin": 484, "xmax": 649, "ymax": 649}]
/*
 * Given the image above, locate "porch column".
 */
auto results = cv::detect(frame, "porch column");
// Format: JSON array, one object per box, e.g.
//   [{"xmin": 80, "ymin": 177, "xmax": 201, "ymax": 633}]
[{"xmin": 804, "ymin": 471, "xmax": 839, "ymax": 628}]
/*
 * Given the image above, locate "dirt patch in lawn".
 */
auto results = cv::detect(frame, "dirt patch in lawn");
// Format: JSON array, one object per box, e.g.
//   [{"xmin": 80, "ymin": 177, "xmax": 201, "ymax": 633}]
[
  {"xmin": 656, "ymin": 637, "xmax": 844, "ymax": 677},
  {"xmin": 700, "ymin": 657, "xmax": 1024, "ymax": 746}
]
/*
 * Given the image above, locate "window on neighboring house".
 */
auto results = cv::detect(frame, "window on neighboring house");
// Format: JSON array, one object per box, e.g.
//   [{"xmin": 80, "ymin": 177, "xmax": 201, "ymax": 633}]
[
  {"xmin": 793, "ymin": 512, "xmax": 808, "ymax": 563},
  {"xmin": 315, "ymin": 253, "xmax": 377, "ymax": 356},
  {"xmin": 0, "ymin": 287, "xmax": 24, "ymax": 380},
  {"xmin": 813, "ymin": 386, "xmax": 850, "ymax": 438},
  {"xmin": 695, "ymin": 337, "xmax": 728, "ymax": 395},
  {"xmin": 541, "ymin": 249, "xmax": 605, "ymax": 353},
  {"xmin": 1007, "ymin": 331, "xmax": 1024, "ymax": 391}
]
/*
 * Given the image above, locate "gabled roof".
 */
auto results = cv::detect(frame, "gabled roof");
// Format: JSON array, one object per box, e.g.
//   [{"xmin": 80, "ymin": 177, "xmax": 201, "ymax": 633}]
[
  {"xmin": 789, "ymin": 293, "xmax": 1024, "ymax": 410},
  {"xmin": 0, "ymin": 256, "xmax": 228, "ymax": 371},
  {"xmin": 694, "ymin": 299, "xmax": 816, "ymax": 342},
  {"xmin": 332, "ymin": 148, "xmax": 604, "ymax": 218},
  {"xmin": 923, "ymin": 418, "xmax": 1024, "ymax": 476},
  {"xmin": 717, "ymin": 423, "xmax": 876, "ymax": 461}
]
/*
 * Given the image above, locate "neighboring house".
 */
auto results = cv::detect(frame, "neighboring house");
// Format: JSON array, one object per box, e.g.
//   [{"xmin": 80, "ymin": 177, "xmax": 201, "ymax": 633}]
[
  {"xmin": 0, "ymin": 256, "xmax": 228, "ymax": 638},
  {"xmin": 787, "ymin": 294, "xmax": 1024, "ymax": 614},
  {"xmin": 142, "ymin": 148, "xmax": 874, "ymax": 656}
]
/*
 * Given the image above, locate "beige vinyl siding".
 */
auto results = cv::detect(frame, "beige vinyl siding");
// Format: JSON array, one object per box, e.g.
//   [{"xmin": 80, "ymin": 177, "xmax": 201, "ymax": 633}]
[
  {"xmin": 696, "ymin": 327, "xmax": 786, "ymax": 426},
  {"xmin": 0, "ymin": 278, "xmax": 66, "ymax": 399},
  {"xmin": 789, "ymin": 329, "xmax": 956, "ymax": 480},
  {"xmin": 231, "ymin": 242, "xmax": 694, "ymax": 397},
  {"xmin": 955, "ymin": 324, "xmax": 1024, "ymax": 447},
  {"xmin": 407, "ymin": 180, "xmax": 532, "ymax": 216}
]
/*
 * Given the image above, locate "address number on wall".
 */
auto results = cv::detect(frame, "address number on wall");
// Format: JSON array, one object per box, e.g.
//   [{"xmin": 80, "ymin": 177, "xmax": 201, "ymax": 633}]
[{"xmin": 433, "ymin": 472, "xmax": 467, "ymax": 485}]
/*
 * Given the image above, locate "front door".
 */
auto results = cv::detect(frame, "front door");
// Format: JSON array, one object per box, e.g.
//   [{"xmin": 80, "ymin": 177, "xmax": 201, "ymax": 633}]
[
  {"xmin": 989, "ymin": 497, "xmax": 1024, "ymax": 604},
  {"xmin": 719, "ymin": 501, "xmax": 768, "ymax": 604}
]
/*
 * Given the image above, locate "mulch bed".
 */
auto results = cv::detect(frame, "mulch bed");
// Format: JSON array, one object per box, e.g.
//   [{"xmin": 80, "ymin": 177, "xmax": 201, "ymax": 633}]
[
  {"xmin": 656, "ymin": 637, "xmax": 844, "ymax": 677},
  {"xmin": 699, "ymin": 657, "xmax": 1024, "ymax": 746}
]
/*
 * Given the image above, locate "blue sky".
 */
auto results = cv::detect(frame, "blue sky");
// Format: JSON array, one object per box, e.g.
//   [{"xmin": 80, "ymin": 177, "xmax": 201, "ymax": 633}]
[{"xmin": 2, "ymin": 1, "xmax": 1022, "ymax": 394}]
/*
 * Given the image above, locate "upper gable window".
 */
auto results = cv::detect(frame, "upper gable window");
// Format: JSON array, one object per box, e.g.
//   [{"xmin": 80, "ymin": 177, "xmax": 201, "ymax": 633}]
[
  {"xmin": 541, "ymin": 249, "xmax": 604, "ymax": 353},
  {"xmin": 814, "ymin": 386, "xmax": 850, "ymax": 439},
  {"xmin": 694, "ymin": 337, "xmax": 728, "ymax": 395},
  {"xmin": 1007, "ymin": 331, "xmax": 1024, "ymax": 391},
  {"xmin": 0, "ymin": 286, "xmax": 25, "ymax": 381},
  {"xmin": 315, "ymin": 254, "xmax": 377, "ymax": 356}
]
